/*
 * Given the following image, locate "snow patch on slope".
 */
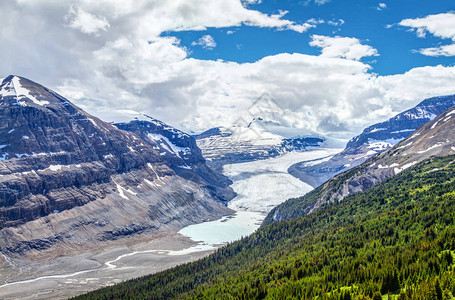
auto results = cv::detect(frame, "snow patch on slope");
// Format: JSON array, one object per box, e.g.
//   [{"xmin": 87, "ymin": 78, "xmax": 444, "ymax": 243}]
[
  {"xmin": 48, "ymin": 165, "xmax": 63, "ymax": 172},
  {"xmin": 403, "ymin": 107, "xmax": 436, "ymax": 120},
  {"xmin": 11, "ymin": 76, "xmax": 49, "ymax": 106},
  {"xmin": 147, "ymin": 133, "xmax": 190, "ymax": 158},
  {"xmin": 0, "ymin": 80, "xmax": 16, "ymax": 97},
  {"xmin": 366, "ymin": 138, "xmax": 401, "ymax": 152},
  {"xmin": 147, "ymin": 163, "xmax": 166, "ymax": 185},
  {"xmin": 417, "ymin": 143, "xmax": 443, "ymax": 154},
  {"xmin": 394, "ymin": 161, "xmax": 418, "ymax": 174},
  {"xmin": 114, "ymin": 180, "xmax": 138, "ymax": 200}
]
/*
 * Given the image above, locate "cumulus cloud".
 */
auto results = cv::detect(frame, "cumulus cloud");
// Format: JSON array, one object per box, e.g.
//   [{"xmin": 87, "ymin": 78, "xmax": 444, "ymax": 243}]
[
  {"xmin": 418, "ymin": 44, "xmax": 455, "ymax": 57},
  {"xmin": 310, "ymin": 35, "xmax": 379, "ymax": 60},
  {"xmin": 375, "ymin": 65, "xmax": 455, "ymax": 101},
  {"xmin": 128, "ymin": 0, "xmax": 314, "ymax": 35},
  {"xmin": 192, "ymin": 35, "xmax": 217, "ymax": 49},
  {"xmin": 399, "ymin": 12, "xmax": 455, "ymax": 40},
  {"xmin": 1, "ymin": 1, "xmax": 455, "ymax": 139},
  {"xmin": 65, "ymin": 5, "xmax": 110, "ymax": 35},
  {"xmin": 399, "ymin": 12, "xmax": 455, "ymax": 56}
]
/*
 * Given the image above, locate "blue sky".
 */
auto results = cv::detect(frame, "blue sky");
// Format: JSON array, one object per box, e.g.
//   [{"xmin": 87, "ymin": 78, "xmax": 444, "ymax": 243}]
[
  {"xmin": 165, "ymin": 0, "xmax": 454, "ymax": 75},
  {"xmin": 1, "ymin": 1, "xmax": 455, "ymax": 137}
]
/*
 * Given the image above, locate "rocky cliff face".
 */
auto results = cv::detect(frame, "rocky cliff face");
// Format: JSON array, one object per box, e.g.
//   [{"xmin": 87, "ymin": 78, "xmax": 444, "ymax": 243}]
[
  {"xmin": 266, "ymin": 102, "xmax": 455, "ymax": 224},
  {"xmin": 115, "ymin": 119, "xmax": 235, "ymax": 204},
  {"xmin": 289, "ymin": 95, "xmax": 455, "ymax": 187},
  {"xmin": 0, "ymin": 75, "xmax": 232, "ymax": 257}
]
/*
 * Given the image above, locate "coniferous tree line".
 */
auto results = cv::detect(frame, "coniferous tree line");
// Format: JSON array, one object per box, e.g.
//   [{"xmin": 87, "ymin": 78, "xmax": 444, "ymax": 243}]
[{"xmin": 74, "ymin": 155, "xmax": 455, "ymax": 300}]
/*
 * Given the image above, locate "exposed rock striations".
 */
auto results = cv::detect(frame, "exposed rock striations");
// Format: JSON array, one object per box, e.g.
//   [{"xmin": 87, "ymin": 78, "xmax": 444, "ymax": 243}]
[
  {"xmin": 0, "ymin": 75, "xmax": 232, "ymax": 257},
  {"xmin": 115, "ymin": 119, "xmax": 235, "ymax": 203}
]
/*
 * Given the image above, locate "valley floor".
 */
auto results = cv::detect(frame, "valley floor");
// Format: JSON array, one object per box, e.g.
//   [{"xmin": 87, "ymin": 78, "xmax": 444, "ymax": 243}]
[
  {"xmin": 0, "ymin": 148, "xmax": 341, "ymax": 299},
  {"xmin": 0, "ymin": 234, "xmax": 211, "ymax": 299}
]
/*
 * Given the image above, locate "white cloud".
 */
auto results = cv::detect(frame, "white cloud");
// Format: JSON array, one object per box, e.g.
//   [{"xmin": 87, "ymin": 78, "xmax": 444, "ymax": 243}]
[
  {"xmin": 286, "ymin": 23, "xmax": 315, "ymax": 33},
  {"xmin": 192, "ymin": 35, "xmax": 217, "ymax": 49},
  {"xmin": 399, "ymin": 12, "xmax": 455, "ymax": 56},
  {"xmin": 1, "ymin": 1, "xmax": 455, "ymax": 139},
  {"xmin": 418, "ymin": 44, "xmax": 455, "ymax": 57},
  {"xmin": 65, "ymin": 5, "xmax": 110, "ymax": 35},
  {"xmin": 310, "ymin": 35, "xmax": 379, "ymax": 60},
  {"xmin": 127, "ymin": 0, "xmax": 315, "ymax": 35},
  {"xmin": 300, "ymin": 0, "xmax": 331, "ymax": 5},
  {"xmin": 399, "ymin": 13, "xmax": 455, "ymax": 40},
  {"xmin": 59, "ymin": 46, "xmax": 455, "ymax": 137},
  {"xmin": 377, "ymin": 3, "xmax": 387, "ymax": 11},
  {"xmin": 375, "ymin": 65, "xmax": 455, "ymax": 102}
]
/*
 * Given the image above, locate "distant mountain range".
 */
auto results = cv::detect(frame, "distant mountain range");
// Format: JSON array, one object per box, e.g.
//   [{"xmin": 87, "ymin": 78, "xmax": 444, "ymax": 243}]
[
  {"xmin": 289, "ymin": 95, "xmax": 455, "ymax": 188},
  {"xmin": 195, "ymin": 125, "xmax": 327, "ymax": 172},
  {"xmin": 0, "ymin": 75, "xmax": 233, "ymax": 257},
  {"xmin": 266, "ymin": 98, "xmax": 455, "ymax": 224}
]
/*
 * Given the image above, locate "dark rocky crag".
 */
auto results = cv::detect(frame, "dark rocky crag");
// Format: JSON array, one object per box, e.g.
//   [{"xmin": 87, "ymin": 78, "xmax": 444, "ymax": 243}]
[
  {"xmin": 115, "ymin": 119, "xmax": 235, "ymax": 204},
  {"xmin": 265, "ymin": 102, "xmax": 455, "ymax": 224},
  {"xmin": 0, "ymin": 75, "xmax": 232, "ymax": 257},
  {"xmin": 289, "ymin": 95, "xmax": 455, "ymax": 187}
]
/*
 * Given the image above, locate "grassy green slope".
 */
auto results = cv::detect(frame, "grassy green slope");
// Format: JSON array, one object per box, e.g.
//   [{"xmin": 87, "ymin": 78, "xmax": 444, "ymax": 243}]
[{"xmin": 75, "ymin": 155, "xmax": 455, "ymax": 300}]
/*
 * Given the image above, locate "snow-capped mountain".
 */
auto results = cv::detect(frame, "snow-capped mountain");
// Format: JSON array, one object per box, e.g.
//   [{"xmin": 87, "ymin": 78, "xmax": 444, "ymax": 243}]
[
  {"xmin": 267, "ymin": 101, "xmax": 455, "ymax": 224},
  {"xmin": 115, "ymin": 116, "xmax": 202, "ymax": 168},
  {"xmin": 289, "ymin": 95, "xmax": 455, "ymax": 187},
  {"xmin": 192, "ymin": 92, "xmax": 345, "ymax": 171},
  {"xmin": 115, "ymin": 118, "xmax": 235, "ymax": 203},
  {"xmin": 0, "ymin": 75, "xmax": 232, "ymax": 257},
  {"xmin": 195, "ymin": 122, "xmax": 330, "ymax": 172}
]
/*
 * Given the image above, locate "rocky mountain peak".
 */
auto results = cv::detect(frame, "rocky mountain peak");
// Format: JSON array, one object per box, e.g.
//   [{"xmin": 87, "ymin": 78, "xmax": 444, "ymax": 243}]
[
  {"xmin": 0, "ymin": 76, "xmax": 232, "ymax": 258},
  {"xmin": 1, "ymin": 75, "xmax": 66, "ymax": 107},
  {"xmin": 0, "ymin": 75, "xmax": 150, "ymax": 165},
  {"xmin": 381, "ymin": 103, "xmax": 455, "ymax": 164},
  {"xmin": 267, "ymin": 101, "xmax": 455, "ymax": 224},
  {"xmin": 114, "ymin": 117, "xmax": 235, "ymax": 204},
  {"xmin": 289, "ymin": 94, "xmax": 455, "ymax": 188},
  {"xmin": 346, "ymin": 94, "xmax": 455, "ymax": 151}
]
